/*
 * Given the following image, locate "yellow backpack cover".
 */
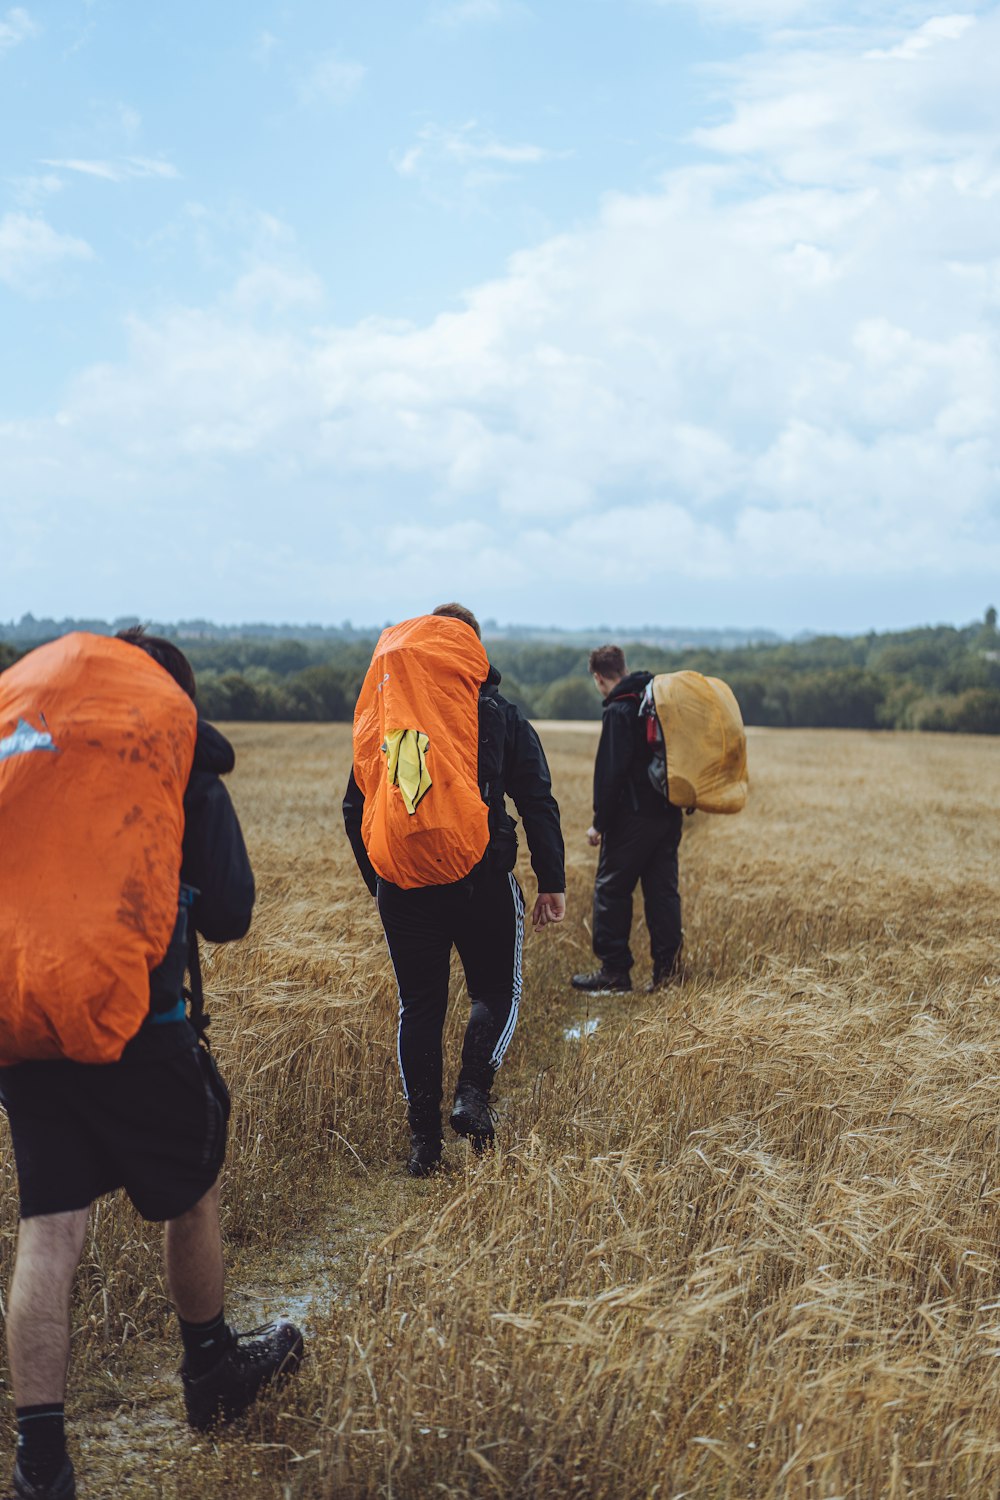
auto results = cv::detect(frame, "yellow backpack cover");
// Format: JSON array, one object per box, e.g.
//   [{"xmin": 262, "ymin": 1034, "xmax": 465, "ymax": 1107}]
[{"xmin": 648, "ymin": 671, "xmax": 748, "ymax": 814}]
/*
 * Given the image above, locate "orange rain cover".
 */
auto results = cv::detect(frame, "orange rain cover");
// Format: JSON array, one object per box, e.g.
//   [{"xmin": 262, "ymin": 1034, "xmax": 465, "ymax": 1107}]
[
  {"xmin": 0, "ymin": 633, "xmax": 197, "ymax": 1064},
  {"xmin": 651, "ymin": 670, "xmax": 748, "ymax": 814},
  {"xmin": 354, "ymin": 615, "xmax": 490, "ymax": 889}
]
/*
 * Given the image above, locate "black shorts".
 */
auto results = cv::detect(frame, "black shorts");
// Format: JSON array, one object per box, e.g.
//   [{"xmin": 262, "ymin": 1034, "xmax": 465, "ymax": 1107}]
[{"xmin": 0, "ymin": 1037, "xmax": 230, "ymax": 1222}]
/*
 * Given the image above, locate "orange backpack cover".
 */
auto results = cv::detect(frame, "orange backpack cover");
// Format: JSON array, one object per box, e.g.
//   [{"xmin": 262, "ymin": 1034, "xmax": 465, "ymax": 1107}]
[
  {"xmin": 0, "ymin": 633, "xmax": 197, "ymax": 1064},
  {"xmin": 354, "ymin": 615, "xmax": 490, "ymax": 889}
]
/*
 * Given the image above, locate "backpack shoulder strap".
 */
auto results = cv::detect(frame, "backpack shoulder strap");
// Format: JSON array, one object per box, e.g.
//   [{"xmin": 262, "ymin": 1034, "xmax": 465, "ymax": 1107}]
[{"xmin": 181, "ymin": 884, "xmax": 212, "ymax": 1048}]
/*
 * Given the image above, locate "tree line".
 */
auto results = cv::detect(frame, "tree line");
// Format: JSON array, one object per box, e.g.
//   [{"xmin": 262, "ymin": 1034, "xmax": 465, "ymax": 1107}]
[{"xmin": 2, "ymin": 612, "xmax": 998, "ymax": 733}]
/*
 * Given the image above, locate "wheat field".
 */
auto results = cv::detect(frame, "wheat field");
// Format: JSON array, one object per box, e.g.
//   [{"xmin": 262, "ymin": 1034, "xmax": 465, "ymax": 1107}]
[{"xmin": 1, "ymin": 722, "xmax": 998, "ymax": 1499}]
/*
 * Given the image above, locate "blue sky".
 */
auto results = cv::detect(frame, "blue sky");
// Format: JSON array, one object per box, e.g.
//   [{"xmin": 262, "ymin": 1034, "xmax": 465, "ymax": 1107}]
[{"xmin": 2, "ymin": 1, "xmax": 998, "ymax": 633}]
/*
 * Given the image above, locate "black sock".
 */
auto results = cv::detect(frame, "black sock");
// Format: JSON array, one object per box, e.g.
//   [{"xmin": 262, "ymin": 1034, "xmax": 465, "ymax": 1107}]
[
  {"xmin": 178, "ymin": 1310, "xmax": 231, "ymax": 1378},
  {"xmin": 16, "ymin": 1404, "xmax": 67, "ymax": 1487}
]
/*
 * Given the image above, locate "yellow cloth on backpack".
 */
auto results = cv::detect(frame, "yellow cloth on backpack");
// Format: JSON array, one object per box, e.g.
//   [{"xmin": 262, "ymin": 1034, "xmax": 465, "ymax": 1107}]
[
  {"xmin": 383, "ymin": 728, "xmax": 432, "ymax": 814},
  {"xmin": 651, "ymin": 671, "xmax": 748, "ymax": 814}
]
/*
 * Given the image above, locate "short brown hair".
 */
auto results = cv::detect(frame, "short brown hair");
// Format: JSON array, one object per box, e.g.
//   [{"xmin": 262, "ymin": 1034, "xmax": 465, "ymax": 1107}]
[
  {"xmin": 116, "ymin": 626, "xmax": 197, "ymax": 701},
  {"xmin": 588, "ymin": 644, "xmax": 626, "ymax": 679},
  {"xmin": 432, "ymin": 602, "xmax": 481, "ymax": 639}
]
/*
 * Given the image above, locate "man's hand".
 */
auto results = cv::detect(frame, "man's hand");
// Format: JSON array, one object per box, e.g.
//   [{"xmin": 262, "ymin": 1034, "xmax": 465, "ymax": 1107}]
[
  {"xmin": 586, "ymin": 825, "xmax": 601, "ymax": 847},
  {"xmin": 532, "ymin": 893, "xmax": 566, "ymax": 931}
]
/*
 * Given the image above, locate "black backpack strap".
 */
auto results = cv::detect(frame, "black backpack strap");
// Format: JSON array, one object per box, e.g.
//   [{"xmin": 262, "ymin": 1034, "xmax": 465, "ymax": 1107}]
[
  {"xmin": 185, "ymin": 921, "xmax": 215, "ymax": 1047},
  {"xmin": 184, "ymin": 916, "xmax": 232, "ymax": 1119},
  {"xmin": 180, "ymin": 884, "xmax": 212, "ymax": 1048}
]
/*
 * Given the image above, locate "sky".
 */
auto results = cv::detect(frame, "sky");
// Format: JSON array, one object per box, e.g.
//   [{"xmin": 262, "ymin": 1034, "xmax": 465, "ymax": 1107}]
[{"xmin": 1, "ymin": 0, "xmax": 998, "ymax": 635}]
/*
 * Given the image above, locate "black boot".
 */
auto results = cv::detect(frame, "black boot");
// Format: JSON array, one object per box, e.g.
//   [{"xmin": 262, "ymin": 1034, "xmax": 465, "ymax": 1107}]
[
  {"xmin": 406, "ymin": 1101, "xmax": 442, "ymax": 1177},
  {"xmin": 406, "ymin": 1132, "xmax": 443, "ymax": 1177},
  {"xmin": 646, "ymin": 943, "xmax": 685, "ymax": 993},
  {"xmin": 181, "ymin": 1320, "xmax": 304, "ymax": 1431},
  {"xmin": 570, "ymin": 967, "xmax": 631, "ymax": 993},
  {"xmin": 450, "ymin": 1084, "xmax": 496, "ymax": 1153},
  {"xmin": 9, "ymin": 1458, "xmax": 75, "ymax": 1500}
]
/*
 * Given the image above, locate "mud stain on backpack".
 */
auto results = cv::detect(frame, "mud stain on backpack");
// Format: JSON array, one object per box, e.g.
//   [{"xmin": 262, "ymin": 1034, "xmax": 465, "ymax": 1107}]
[{"xmin": 116, "ymin": 875, "xmax": 150, "ymax": 936}]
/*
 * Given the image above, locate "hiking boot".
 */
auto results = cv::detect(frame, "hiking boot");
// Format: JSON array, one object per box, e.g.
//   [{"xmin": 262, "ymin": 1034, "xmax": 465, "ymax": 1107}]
[
  {"xmin": 570, "ymin": 967, "xmax": 631, "ymax": 994},
  {"xmin": 8, "ymin": 1459, "xmax": 75, "ymax": 1500},
  {"xmin": 406, "ymin": 1132, "xmax": 443, "ymax": 1177},
  {"xmin": 645, "ymin": 954, "xmax": 685, "ymax": 993},
  {"xmin": 450, "ymin": 1084, "xmax": 496, "ymax": 1153},
  {"xmin": 182, "ymin": 1319, "xmax": 304, "ymax": 1431}
]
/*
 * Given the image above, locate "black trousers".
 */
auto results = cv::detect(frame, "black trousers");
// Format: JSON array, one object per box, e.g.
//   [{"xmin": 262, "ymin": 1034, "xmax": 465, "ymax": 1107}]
[
  {"xmin": 376, "ymin": 869, "xmax": 525, "ymax": 1132},
  {"xmin": 593, "ymin": 808, "xmax": 682, "ymax": 975}
]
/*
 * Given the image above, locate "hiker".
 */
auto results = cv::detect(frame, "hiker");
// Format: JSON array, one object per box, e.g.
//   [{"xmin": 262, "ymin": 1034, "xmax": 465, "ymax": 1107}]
[
  {"xmin": 572, "ymin": 644, "xmax": 683, "ymax": 995},
  {"xmin": 0, "ymin": 629, "xmax": 303, "ymax": 1500},
  {"xmin": 343, "ymin": 603, "xmax": 566, "ymax": 1177}
]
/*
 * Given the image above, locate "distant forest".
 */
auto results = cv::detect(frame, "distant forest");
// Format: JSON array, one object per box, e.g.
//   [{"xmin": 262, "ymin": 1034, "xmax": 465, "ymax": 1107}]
[{"xmin": 2, "ymin": 610, "xmax": 998, "ymax": 734}]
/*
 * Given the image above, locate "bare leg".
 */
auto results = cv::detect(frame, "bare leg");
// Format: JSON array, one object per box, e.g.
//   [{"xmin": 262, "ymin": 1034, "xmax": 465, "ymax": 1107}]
[
  {"xmin": 6, "ymin": 1210, "xmax": 90, "ymax": 1406},
  {"xmin": 163, "ymin": 1182, "xmax": 224, "ymax": 1323}
]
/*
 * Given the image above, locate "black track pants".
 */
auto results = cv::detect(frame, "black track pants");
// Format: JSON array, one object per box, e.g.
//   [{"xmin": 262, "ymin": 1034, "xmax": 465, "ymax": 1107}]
[
  {"xmin": 593, "ymin": 808, "xmax": 682, "ymax": 975},
  {"xmin": 376, "ymin": 870, "xmax": 525, "ymax": 1131}
]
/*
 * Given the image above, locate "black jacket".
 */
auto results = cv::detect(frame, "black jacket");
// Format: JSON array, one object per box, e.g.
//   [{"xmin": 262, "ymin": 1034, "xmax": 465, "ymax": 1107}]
[
  {"xmin": 133, "ymin": 720, "xmax": 254, "ymax": 1055},
  {"xmin": 343, "ymin": 664, "xmax": 565, "ymax": 896},
  {"xmin": 593, "ymin": 671, "xmax": 675, "ymax": 833},
  {"xmin": 181, "ymin": 721, "xmax": 256, "ymax": 944}
]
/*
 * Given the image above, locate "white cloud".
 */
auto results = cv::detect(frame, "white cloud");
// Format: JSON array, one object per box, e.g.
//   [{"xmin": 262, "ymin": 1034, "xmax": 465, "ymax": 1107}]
[
  {"xmin": 169, "ymin": 203, "xmax": 320, "ymax": 300},
  {"xmin": 428, "ymin": 0, "xmax": 527, "ymax": 24},
  {"xmin": 4, "ymin": 7, "xmax": 1000, "ymax": 625},
  {"xmin": 645, "ymin": 0, "xmax": 952, "ymax": 22},
  {"xmin": 645, "ymin": 0, "xmax": 834, "ymax": 21},
  {"xmin": 40, "ymin": 156, "xmax": 179, "ymax": 183},
  {"xmin": 117, "ymin": 103, "xmax": 142, "ymax": 137},
  {"xmin": 865, "ymin": 13, "xmax": 976, "ymax": 59},
  {"xmin": 297, "ymin": 50, "xmax": 366, "ymax": 108},
  {"xmin": 0, "ymin": 6, "xmax": 37, "ymax": 56},
  {"xmin": 0, "ymin": 212, "xmax": 93, "ymax": 294},
  {"xmin": 8, "ymin": 172, "xmax": 63, "ymax": 207},
  {"xmin": 394, "ymin": 121, "xmax": 569, "ymax": 207},
  {"xmin": 229, "ymin": 264, "xmax": 325, "ymax": 313},
  {"xmin": 252, "ymin": 29, "xmax": 278, "ymax": 65},
  {"xmin": 691, "ymin": 12, "xmax": 993, "ymax": 182},
  {"xmin": 396, "ymin": 121, "xmax": 563, "ymax": 178},
  {"xmin": 41, "ymin": 159, "xmax": 119, "ymax": 182}
]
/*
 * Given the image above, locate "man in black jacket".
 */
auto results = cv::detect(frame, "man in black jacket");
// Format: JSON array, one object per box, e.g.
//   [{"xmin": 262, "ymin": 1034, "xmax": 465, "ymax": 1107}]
[
  {"xmin": 572, "ymin": 644, "xmax": 683, "ymax": 996},
  {"xmin": 0, "ymin": 631, "xmax": 302, "ymax": 1500},
  {"xmin": 343, "ymin": 603, "xmax": 566, "ymax": 1177}
]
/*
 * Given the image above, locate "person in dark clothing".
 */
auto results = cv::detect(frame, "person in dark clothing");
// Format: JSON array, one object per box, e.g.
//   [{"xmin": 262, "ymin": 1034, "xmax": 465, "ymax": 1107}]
[
  {"xmin": 0, "ymin": 630, "xmax": 302, "ymax": 1500},
  {"xmin": 571, "ymin": 644, "xmax": 683, "ymax": 996},
  {"xmin": 343, "ymin": 602, "xmax": 566, "ymax": 1177}
]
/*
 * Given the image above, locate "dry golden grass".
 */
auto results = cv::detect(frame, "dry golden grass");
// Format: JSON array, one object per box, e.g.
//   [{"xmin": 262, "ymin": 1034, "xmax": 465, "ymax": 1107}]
[{"xmin": 2, "ymin": 722, "xmax": 999, "ymax": 1498}]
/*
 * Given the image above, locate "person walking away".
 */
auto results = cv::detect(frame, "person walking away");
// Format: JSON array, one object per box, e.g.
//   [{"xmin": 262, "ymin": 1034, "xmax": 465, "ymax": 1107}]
[
  {"xmin": 572, "ymin": 644, "xmax": 683, "ymax": 995},
  {"xmin": 0, "ymin": 629, "xmax": 303, "ymax": 1500},
  {"xmin": 343, "ymin": 603, "xmax": 566, "ymax": 1177}
]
